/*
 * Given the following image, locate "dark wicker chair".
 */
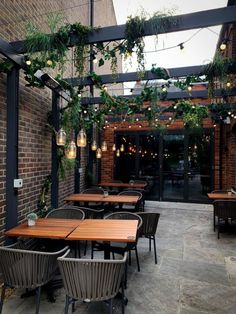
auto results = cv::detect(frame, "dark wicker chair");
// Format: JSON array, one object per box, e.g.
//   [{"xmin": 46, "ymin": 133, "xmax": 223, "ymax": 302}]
[
  {"xmin": 115, "ymin": 190, "xmax": 143, "ymax": 212},
  {"xmin": 0, "ymin": 240, "xmax": 68, "ymax": 314},
  {"xmin": 136, "ymin": 212, "xmax": 160, "ymax": 264},
  {"xmin": 213, "ymin": 200, "xmax": 236, "ymax": 238},
  {"xmin": 46, "ymin": 207, "xmax": 85, "ymax": 219},
  {"xmin": 81, "ymin": 187, "xmax": 105, "ymax": 208},
  {"xmin": 58, "ymin": 250, "xmax": 127, "ymax": 314},
  {"xmin": 92, "ymin": 212, "xmax": 142, "ymax": 272}
]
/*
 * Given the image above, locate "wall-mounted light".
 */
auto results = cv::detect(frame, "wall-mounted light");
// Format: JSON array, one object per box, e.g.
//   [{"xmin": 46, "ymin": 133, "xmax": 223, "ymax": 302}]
[
  {"xmin": 96, "ymin": 148, "xmax": 102, "ymax": 159},
  {"xmin": 77, "ymin": 129, "xmax": 87, "ymax": 147},
  {"xmin": 101, "ymin": 141, "xmax": 108, "ymax": 152},
  {"xmin": 91, "ymin": 140, "xmax": 97, "ymax": 151},
  {"xmin": 56, "ymin": 128, "xmax": 66, "ymax": 146},
  {"xmin": 65, "ymin": 141, "xmax": 76, "ymax": 159}
]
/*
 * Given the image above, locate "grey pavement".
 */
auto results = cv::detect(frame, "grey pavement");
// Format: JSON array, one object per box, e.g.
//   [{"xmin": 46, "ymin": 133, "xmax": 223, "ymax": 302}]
[{"xmin": 1, "ymin": 201, "xmax": 236, "ymax": 314}]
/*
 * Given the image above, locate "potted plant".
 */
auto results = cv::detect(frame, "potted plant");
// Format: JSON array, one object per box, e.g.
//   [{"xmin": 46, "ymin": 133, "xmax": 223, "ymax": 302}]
[{"xmin": 26, "ymin": 212, "xmax": 38, "ymax": 226}]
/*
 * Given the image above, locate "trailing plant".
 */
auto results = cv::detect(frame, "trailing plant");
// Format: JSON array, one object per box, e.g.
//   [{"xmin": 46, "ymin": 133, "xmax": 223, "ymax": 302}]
[
  {"xmin": 0, "ymin": 59, "xmax": 14, "ymax": 73},
  {"xmin": 37, "ymin": 175, "xmax": 52, "ymax": 217}
]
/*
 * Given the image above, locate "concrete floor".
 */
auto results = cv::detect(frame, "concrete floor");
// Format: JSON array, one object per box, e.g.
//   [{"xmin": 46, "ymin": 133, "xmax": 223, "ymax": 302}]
[{"xmin": 1, "ymin": 201, "xmax": 236, "ymax": 314}]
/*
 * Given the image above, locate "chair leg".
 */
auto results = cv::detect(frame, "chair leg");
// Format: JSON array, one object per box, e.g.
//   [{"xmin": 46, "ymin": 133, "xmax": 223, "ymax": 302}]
[
  {"xmin": 214, "ymin": 214, "xmax": 216, "ymax": 232},
  {"xmin": 65, "ymin": 295, "xmax": 69, "ymax": 314},
  {"xmin": 128, "ymin": 250, "xmax": 131, "ymax": 266},
  {"xmin": 35, "ymin": 286, "xmax": 41, "ymax": 314},
  {"xmin": 121, "ymin": 278, "xmax": 126, "ymax": 314},
  {"xmin": 153, "ymin": 236, "xmax": 157, "ymax": 264},
  {"xmin": 149, "ymin": 237, "xmax": 151, "ymax": 251},
  {"xmin": 109, "ymin": 299, "xmax": 113, "ymax": 314},
  {"xmin": 134, "ymin": 245, "xmax": 140, "ymax": 272},
  {"xmin": 91, "ymin": 242, "xmax": 94, "ymax": 259},
  {"xmin": 0, "ymin": 284, "xmax": 6, "ymax": 314}
]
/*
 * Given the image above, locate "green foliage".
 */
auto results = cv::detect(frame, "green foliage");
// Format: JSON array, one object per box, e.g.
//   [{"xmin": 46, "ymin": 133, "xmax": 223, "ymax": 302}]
[
  {"xmin": 0, "ymin": 59, "xmax": 14, "ymax": 73},
  {"xmin": 37, "ymin": 175, "xmax": 52, "ymax": 217}
]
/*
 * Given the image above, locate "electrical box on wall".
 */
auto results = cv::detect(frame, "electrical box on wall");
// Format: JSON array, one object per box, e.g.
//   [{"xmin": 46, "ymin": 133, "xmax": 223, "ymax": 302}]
[{"xmin": 14, "ymin": 179, "xmax": 23, "ymax": 188}]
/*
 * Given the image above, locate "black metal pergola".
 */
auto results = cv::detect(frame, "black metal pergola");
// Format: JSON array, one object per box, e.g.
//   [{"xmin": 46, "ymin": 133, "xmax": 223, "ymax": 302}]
[{"xmin": 1, "ymin": 5, "xmax": 236, "ymax": 231}]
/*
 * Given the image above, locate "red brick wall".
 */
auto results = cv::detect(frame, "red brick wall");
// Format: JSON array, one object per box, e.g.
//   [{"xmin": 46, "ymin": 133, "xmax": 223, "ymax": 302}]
[{"xmin": 0, "ymin": 0, "xmax": 119, "ymax": 244}]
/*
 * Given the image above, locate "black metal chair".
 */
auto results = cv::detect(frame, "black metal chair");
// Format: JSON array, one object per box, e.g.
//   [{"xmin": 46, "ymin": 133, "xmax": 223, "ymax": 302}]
[
  {"xmin": 91, "ymin": 212, "xmax": 142, "ymax": 272},
  {"xmin": 213, "ymin": 200, "xmax": 236, "ymax": 238},
  {"xmin": 115, "ymin": 190, "xmax": 143, "ymax": 212},
  {"xmin": 0, "ymin": 240, "xmax": 68, "ymax": 314},
  {"xmin": 58, "ymin": 249, "xmax": 127, "ymax": 314},
  {"xmin": 81, "ymin": 187, "xmax": 105, "ymax": 208},
  {"xmin": 136, "ymin": 212, "xmax": 160, "ymax": 264}
]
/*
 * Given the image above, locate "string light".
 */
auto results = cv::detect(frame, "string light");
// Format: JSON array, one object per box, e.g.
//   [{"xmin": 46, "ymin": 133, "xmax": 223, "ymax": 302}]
[{"xmin": 116, "ymin": 149, "xmax": 120, "ymax": 157}]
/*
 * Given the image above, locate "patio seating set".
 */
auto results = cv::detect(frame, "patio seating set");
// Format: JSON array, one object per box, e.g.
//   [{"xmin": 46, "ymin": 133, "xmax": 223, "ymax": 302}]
[{"xmin": 1, "ymin": 183, "xmax": 160, "ymax": 314}]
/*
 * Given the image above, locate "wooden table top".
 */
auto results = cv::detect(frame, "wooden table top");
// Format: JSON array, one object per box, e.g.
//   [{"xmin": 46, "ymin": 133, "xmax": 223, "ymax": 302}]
[
  {"xmin": 5, "ymin": 218, "xmax": 82, "ymax": 239},
  {"xmin": 207, "ymin": 193, "xmax": 236, "ymax": 200},
  {"xmin": 64, "ymin": 193, "xmax": 139, "ymax": 204},
  {"xmin": 99, "ymin": 182, "xmax": 147, "ymax": 188},
  {"xmin": 67, "ymin": 219, "xmax": 138, "ymax": 242}
]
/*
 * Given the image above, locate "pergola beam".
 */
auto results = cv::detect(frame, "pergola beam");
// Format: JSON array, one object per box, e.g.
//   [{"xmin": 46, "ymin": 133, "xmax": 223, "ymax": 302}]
[
  {"xmin": 67, "ymin": 65, "xmax": 206, "ymax": 87},
  {"xmin": 80, "ymin": 88, "xmax": 236, "ymax": 105},
  {"xmin": 9, "ymin": 5, "xmax": 236, "ymax": 54},
  {"xmin": 0, "ymin": 38, "xmax": 24, "ymax": 66}
]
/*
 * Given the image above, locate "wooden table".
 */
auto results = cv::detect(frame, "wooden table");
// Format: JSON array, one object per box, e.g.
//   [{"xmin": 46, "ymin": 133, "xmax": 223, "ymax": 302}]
[
  {"xmin": 207, "ymin": 193, "xmax": 236, "ymax": 200},
  {"xmin": 5, "ymin": 218, "xmax": 81, "ymax": 239},
  {"xmin": 67, "ymin": 219, "xmax": 138, "ymax": 259},
  {"xmin": 67, "ymin": 219, "xmax": 138, "ymax": 242},
  {"xmin": 99, "ymin": 182, "xmax": 147, "ymax": 189},
  {"xmin": 64, "ymin": 193, "xmax": 139, "ymax": 204}
]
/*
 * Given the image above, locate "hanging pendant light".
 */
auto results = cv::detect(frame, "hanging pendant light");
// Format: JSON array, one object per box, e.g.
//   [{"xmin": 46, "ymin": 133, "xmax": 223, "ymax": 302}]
[
  {"xmin": 112, "ymin": 144, "xmax": 116, "ymax": 151},
  {"xmin": 101, "ymin": 141, "xmax": 108, "ymax": 152},
  {"xmin": 65, "ymin": 141, "xmax": 76, "ymax": 159},
  {"xmin": 96, "ymin": 148, "xmax": 102, "ymax": 159},
  {"xmin": 120, "ymin": 144, "xmax": 125, "ymax": 152},
  {"xmin": 77, "ymin": 129, "xmax": 87, "ymax": 147},
  {"xmin": 116, "ymin": 149, "xmax": 120, "ymax": 157},
  {"xmin": 91, "ymin": 140, "xmax": 97, "ymax": 151},
  {"xmin": 56, "ymin": 128, "xmax": 66, "ymax": 146}
]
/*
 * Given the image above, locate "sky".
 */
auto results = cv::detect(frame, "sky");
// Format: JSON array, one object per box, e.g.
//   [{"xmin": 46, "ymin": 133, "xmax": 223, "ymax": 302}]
[{"xmin": 112, "ymin": 0, "xmax": 228, "ymax": 74}]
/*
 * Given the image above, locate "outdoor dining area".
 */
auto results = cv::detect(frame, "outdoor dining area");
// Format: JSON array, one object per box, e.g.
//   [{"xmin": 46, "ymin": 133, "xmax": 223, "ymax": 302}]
[{"xmin": 1, "ymin": 0, "xmax": 236, "ymax": 313}]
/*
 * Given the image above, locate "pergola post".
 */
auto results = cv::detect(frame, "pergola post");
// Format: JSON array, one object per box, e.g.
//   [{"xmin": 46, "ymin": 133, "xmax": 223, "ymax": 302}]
[
  {"xmin": 51, "ymin": 91, "xmax": 59, "ymax": 208},
  {"xmin": 6, "ymin": 66, "xmax": 19, "ymax": 233}
]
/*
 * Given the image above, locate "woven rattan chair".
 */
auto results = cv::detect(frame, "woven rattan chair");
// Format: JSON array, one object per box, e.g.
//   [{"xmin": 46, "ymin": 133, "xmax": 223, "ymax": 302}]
[
  {"xmin": 45, "ymin": 207, "xmax": 85, "ymax": 219},
  {"xmin": 81, "ymin": 187, "xmax": 105, "ymax": 208},
  {"xmin": 136, "ymin": 212, "xmax": 160, "ymax": 264},
  {"xmin": 0, "ymin": 241, "xmax": 68, "ymax": 314},
  {"xmin": 213, "ymin": 200, "xmax": 236, "ymax": 238},
  {"xmin": 92, "ymin": 212, "xmax": 142, "ymax": 272},
  {"xmin": 115, "ymin": 191, "xmax": 143, "ymax": 212},
  {"xmin": 58, "ymin": 250, "xmax": 127, "ymax": 314}
]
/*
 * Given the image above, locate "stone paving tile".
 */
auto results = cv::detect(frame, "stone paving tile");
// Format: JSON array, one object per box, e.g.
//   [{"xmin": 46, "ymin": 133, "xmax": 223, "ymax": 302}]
[{"xmin": 1, "ymin": 201, "xmax": 236, "ymax": 314}]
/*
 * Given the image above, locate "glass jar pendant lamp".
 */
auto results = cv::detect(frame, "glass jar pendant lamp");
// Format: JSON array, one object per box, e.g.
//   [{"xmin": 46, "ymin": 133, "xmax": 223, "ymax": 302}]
[
  {"xmin": 56, "ymin": 128, "xmax": 66, "ymax": 146},
  {"xmin": 120, "ymin": 144, "xmax": 125, "ymax": 152},
  {"xmin": 112, "ymin": 144, "xmax": 116, "ymax": 151},
  {"xmin": 77, "ymin": 129, "xmax": 87, "ymax": 147},
  {"xmin": 65, "ymin": 141, "xmax": 76, "ymax": 159},
  {"xmin": 116, "ymin": 149, "xmax": 120, "ymax": 157},
  {"xmin": 91, "ymin": 140, "xmax": 97, "ymax": 151},
  {"xmin": 96, "ymin": 148, "xmax": 102, "ymax": 159},
  {"xmin": 101, "ymin": 141, "xmax": 108, "ymax": 152}
]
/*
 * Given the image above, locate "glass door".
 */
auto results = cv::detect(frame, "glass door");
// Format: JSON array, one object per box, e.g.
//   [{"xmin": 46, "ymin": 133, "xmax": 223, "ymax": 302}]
[{"xmin": 162, "ymin": 134, "xmax": 185, "ymax": 201}]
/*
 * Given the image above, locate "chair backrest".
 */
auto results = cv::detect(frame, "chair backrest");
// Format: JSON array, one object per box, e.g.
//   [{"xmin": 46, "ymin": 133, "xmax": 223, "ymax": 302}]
[
  {"xmin": 58, "ymin": 250, "xmax": 127, "ymax": 301},
  {"xmin": 0, "ymin": 241, "xmax": 68, "ymax": 288},
  {"xmin": 61, "ymin": 205, "xmax": 104, "ymax": 219},
  {"xmin": 81, "ymin": 187, "xmax": 105, "ymax": 195},
  {"xmin": 135, "ymin": 212, "xmax": 160, "ymax": 237},
  {"xmin": 213, "ymin": 200, "xmax": 236, "ymax": 219},
  {"xmin": 118, "ymin": 190, "xmax": 142, "ymax": 199},
  {"xmin": 118, "ymin": 190, "xmax": 143, "ymax": 211},
  {"xmin": 46, "ymin": 207, "xmax": 85, "ymax": 220},
  {"xmin": 105, "ymin": 211, "xmax": 143, "ymax": 229},
  {"xmin": 130, "ymin": 180, "xmax": 147, "ymax": 185}
]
